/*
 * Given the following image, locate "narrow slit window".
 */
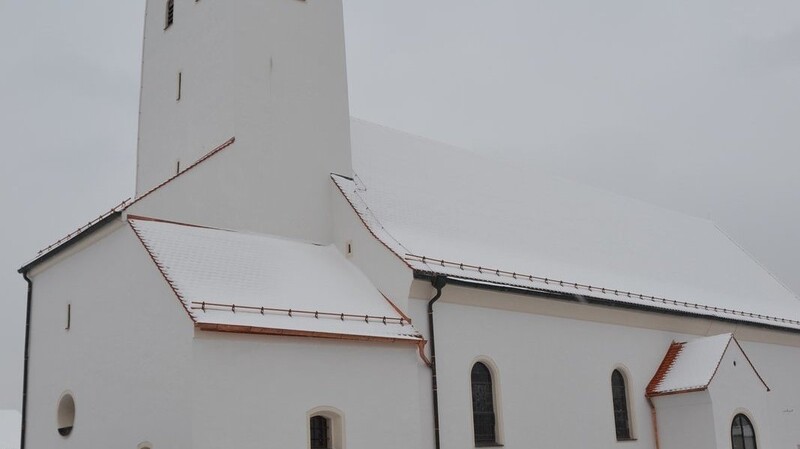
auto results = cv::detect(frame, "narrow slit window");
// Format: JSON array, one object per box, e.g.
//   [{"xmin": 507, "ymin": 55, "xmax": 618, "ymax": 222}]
[
  {"xmin": 177, "ymin": 72, "xmax": 182, "ymax": 101},
  {"xmin": 471, "ymin": 362, "xmax": 498, "ymax": 446},
  {"xmin": 165, "ymin": 0, "xmax": 174, "ymax": 29},
  {"xmin": 611, "ymin": 369, "xmax": 632, "ymax": 440},
  {"xmin": 65, "ymin": 304, "xmax": 71, "ymax": 330}
]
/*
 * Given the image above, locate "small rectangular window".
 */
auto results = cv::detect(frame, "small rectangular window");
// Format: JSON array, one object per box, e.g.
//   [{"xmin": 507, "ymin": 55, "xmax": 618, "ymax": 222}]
[
  {"xmin": 177, "ymin": 72, "xmax": 182, "ymax": 101},
  {"xmin": 165, "ymin": 0, "xmax": 174, "ymax": 29}
]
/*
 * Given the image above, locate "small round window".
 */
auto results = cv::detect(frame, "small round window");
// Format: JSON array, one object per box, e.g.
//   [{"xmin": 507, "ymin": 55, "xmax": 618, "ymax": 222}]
[{"xmin": 57, "ymin": 392, "xmax": 75, "ymax": 437}]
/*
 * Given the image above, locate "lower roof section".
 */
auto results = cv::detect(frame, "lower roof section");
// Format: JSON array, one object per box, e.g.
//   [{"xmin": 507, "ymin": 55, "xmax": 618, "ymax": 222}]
[{"xmin": 128, "ymin": 216, "xmax": 422, "ymax": 342}]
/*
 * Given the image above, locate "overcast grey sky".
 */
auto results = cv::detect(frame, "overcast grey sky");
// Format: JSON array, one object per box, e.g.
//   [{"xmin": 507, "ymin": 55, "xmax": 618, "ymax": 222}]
[{"xmin": 1, "ymin": 0, "xmax": 799, "ymax": 412}]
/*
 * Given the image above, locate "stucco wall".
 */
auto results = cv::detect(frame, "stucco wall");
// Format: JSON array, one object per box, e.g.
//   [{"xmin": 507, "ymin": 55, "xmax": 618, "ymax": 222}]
[
  {"xmin": 425, "ymin": 283, "xmax": 800, "ymax": 449},
  {"xmin": 741, "ymin": 340, "xmax": 800, "ymax": 448},
  {"xmin": 708, "ymin": 343, "xmax": 769, "ymax": 448},
  {"xmin": 133, "ymin": 0, "xmax": 352, "ymax": 245},
  {"xmin": 26, "ymin": 222, "xmax": 195, "ymax": 448},
  {"xmin": 653, "ymin": 392, "xmax": 716, "ymax": 449},
  {"xmin": 190, "ymin": 332, "xmax": 432, "ymax": 449}
]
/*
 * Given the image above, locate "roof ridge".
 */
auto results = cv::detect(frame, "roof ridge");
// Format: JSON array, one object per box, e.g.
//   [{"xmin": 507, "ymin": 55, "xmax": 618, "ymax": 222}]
[
  {"xmin": 713, "ymin": 222, "xmax": 799, "ymax": 301},
  {"xmin": 700, "ymin": 334, "xmax": 734, "ymax": 394}
]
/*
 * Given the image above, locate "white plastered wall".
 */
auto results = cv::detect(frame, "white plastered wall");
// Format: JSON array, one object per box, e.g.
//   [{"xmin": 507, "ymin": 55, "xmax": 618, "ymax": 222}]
[
  {"xmin": 653, "ymin": 392, "xmax": 716, "ymax": 449},
  {"xmin": 423, "ymin": 282, "xmax": 800, "ymax": 449},
  {"xmin": 739, "ymin": 340, "xmax": 800, "ymax": 448},
  {"xmin": 708, "ymin": 343, "xmax": 770, "ymax": 449},
  {"xmin": 134, "ymin": 0, "xmax": 352, "ymax": 244},
  {"xmin": 25, "ymin": 222, "xmax": 195, "ymax": 448},
  {"xmin": 189, "ymin": 332, "xmax": 429, "ymax": 449}
]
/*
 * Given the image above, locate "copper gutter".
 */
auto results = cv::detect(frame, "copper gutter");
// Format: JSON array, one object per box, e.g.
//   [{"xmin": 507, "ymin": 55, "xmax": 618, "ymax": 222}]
[{"xmin": 195, "ymin": 322, "xmax": 420, "ymax": 344}]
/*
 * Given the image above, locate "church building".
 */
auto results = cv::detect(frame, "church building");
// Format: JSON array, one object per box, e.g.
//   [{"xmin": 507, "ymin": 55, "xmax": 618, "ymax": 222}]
[{"xmin": 18, "ymin": 1, "xmax": 800, "ymax": 448}]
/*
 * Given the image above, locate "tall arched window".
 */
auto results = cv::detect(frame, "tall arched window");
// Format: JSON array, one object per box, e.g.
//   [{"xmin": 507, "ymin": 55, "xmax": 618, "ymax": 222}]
[
  {"xmin": 310, "ymin": 415, "xmax": 330, "ymax": 449},
  {"xmin": 731, "ymin": 414, "xmax": 757, "ymax": 449},
  {"xmin": 611, "ymin": 369, "xmax": 632, "ymax": 440},
  {"xmin": 471, "ymin": 362, "xmax": 498, "ymax": 446}
]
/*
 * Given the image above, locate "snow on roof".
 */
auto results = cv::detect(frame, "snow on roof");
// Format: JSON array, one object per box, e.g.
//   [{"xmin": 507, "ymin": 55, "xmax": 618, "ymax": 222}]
[
  {"xmin": 334, "ymin": 119, "xmax": 800, "ymax": 330},
  {"xmin": 646, "ymin": 334, "xmax": 768, "ymax": 396},
  {"xmin": 128, "ymin": 217, "xmax": 422, "ymax": 342},
  {"xmin": 0, "ymin": 410, "xmax": 20, "ymax": 449},
  {"xmin": 20, "ymin": 137, "xmax": 236, "ymax": 272}
]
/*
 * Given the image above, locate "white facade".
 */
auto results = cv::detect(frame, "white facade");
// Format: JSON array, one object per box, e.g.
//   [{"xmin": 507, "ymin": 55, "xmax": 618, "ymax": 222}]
[
  {"xmin": 19, "ymin": 1, "xmax": 800, "ymax": 449},
  {"xmin": 0, "ymin": 410, "xmax": 20, "ymax": 449}
]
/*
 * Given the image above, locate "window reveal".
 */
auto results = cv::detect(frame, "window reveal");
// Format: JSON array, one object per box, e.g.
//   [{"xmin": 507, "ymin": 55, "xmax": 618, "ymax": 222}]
[
  {"xmin": 611, "ymin": 369, "xmax": 632, "ymax": 440},
  {"xmin": 310, "ymin": 415, "xmax": 330, "ymax": 449},
  {"xmin": 471, "ymin": 362, "xmax": 497, "ymax": 445},
  {"xmin": 731, "ymin": 414, "xmax": 757, "ymax": 449}
]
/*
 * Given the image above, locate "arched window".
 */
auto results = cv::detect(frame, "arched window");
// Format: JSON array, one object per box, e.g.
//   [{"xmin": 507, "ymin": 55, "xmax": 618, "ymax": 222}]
[
  {"xmin": 308, "ymin": 407, "xmax": 344, "ymax": 449},
  {"xmin": 611, "ymin": 369, "xmax": 632, "ymax": 440},
  {"xmin": 471, "ymin": 362, "xmax": 497, "ymax": 445},
  {"xmin": 310, "ymin": 415, "xmax": 330, "ymax": 449},
  {"xmin": 731, "ymin": 414, "xmax": 757, "ymax": 449}
]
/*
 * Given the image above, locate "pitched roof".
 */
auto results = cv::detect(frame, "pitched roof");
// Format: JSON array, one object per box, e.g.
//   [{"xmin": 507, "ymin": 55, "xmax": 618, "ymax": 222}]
[
  {"xmin": 646, "ymin": 333, "xmax": 769, "ymax": 397},
  {"xmin": 333, "ymin": 119, "xmax": 800, "ymax": 331},
  {"xmin": 19, "ymin": 137, "xmax": 236, "ymax": 273},
  {"xmin": 128, "ymin": 217, "xmax": 422, "ymax": 342}
]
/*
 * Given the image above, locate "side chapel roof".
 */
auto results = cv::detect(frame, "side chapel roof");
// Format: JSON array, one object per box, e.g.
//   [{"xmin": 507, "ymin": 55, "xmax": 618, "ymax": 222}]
[
  {"xmin": 646, "ymin": 333, "xmax": 769, "ymax": 397},
  {"xmin": 128, "ymin": 216, "xmax": 422, "ymax": 342}
]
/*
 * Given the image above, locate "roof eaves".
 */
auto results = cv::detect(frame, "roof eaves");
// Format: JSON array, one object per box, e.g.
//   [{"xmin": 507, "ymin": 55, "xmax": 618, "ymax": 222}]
[
  {"xmin": 195, "ymin": 322, "xmax": 423, "ymax": 344},
  {"xmin": 18, "ymin": 205, "xmax": 126, "ymax": 274},
  {"xmin": 414, "ymin": 271, "xmax": 800, "ymax": 335}
]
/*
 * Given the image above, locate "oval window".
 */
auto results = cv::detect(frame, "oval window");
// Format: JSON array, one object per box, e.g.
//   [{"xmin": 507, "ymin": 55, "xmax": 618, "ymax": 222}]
[{"xmin": 57, "ymin": 392, "xmax": 75, "ymax": 437}]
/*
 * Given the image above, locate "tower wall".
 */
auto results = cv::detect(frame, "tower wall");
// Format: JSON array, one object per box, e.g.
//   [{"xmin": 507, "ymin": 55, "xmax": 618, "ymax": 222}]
[{"xmin": 135, "ymin": 0, "xmax": 352, "ymax": 241}]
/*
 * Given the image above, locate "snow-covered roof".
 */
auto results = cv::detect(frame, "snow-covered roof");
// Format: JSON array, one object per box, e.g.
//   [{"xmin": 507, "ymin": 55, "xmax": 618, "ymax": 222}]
[
  {"xmin": 0, "ymin": 410, "xmax": 20, "ymax": 449},
  {"xmin": 334, "ymin": 119, "xmax": 800, "ymax": 330},
  {"xmin": 20, "ymin": 137, "xmax": 236, "ymax": 273},
  {"xmin": 646, "ymin": 334, "xmax": 768, "ymax": 396},
  {"xmin": 128, "ymin": 217, "xmax": 422, "ymax": 342}
]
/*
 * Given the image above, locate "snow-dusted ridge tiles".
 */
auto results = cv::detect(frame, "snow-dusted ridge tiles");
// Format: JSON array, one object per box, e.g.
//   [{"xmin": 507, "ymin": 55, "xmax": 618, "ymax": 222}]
[
  {"xmin": 128, "ymin": 217, "xmax": 422, "ymax": 342},
  {"xmin": 646, "ymin": 334, "xmax": 769, "ymax": 397}
]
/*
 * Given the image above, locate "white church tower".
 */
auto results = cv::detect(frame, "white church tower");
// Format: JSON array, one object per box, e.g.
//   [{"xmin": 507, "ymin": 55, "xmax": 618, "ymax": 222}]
[{"xmin": 134, "ymin": 0, "xmax": 353, "ymax": 243}]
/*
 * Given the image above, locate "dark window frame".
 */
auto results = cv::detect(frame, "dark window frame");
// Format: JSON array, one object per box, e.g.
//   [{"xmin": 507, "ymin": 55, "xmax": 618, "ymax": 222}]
[
  {"xmin": 731, "ymin": 413, "xmax": 757, "ymax": 449},
  {"xmin": 165, "ymin": 0, "xmax": 175, "ymax": 29},
  {"xmin": 471, "ymin": 362, "xmax": 499, "ymax": 446},
  {"xmin": 611, "ymin": 369, "xmax": 633, "ymax": 441},
  {"xmin": 310, "ymin": 415, "xmax": 330, "ymax": 449}
]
